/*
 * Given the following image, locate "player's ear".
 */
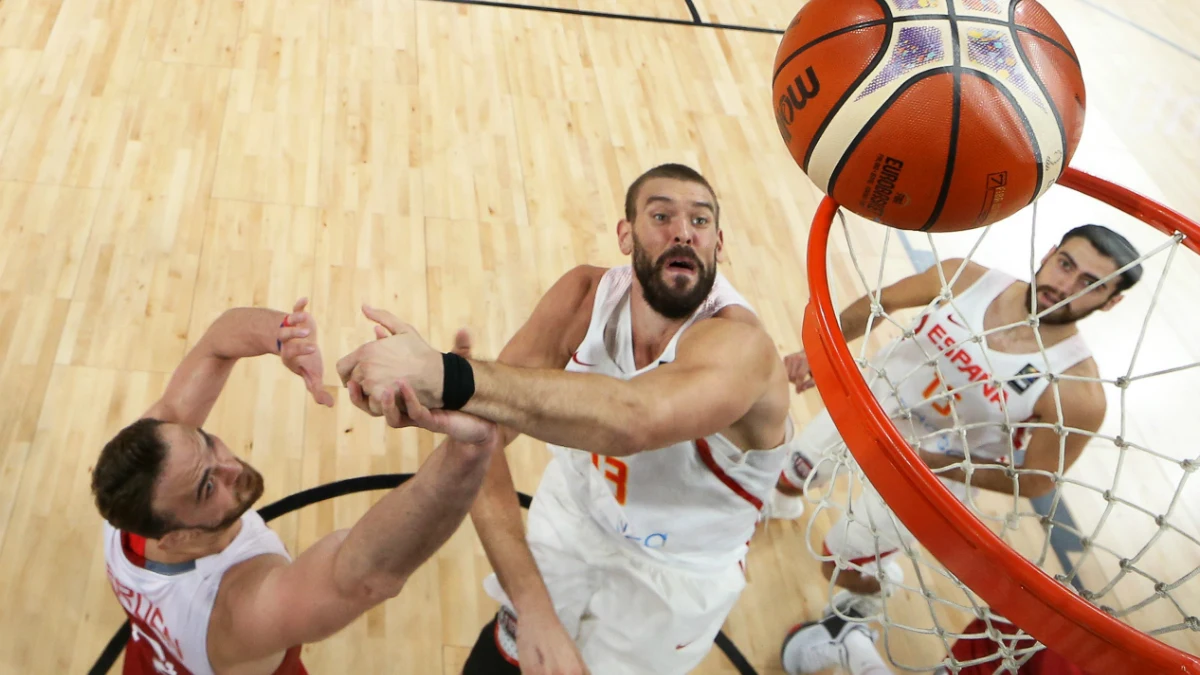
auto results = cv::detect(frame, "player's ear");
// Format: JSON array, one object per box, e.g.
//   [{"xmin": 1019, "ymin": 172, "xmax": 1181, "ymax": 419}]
[
  {"xmin": 1101, "ymin": 292, "xmax": 1124, "ymax": 312},
  {"xmin": 618, "ymin": 218, "xmax": 634, "ymax": 256},
  {"xmin": 716, "ymin": 227, "xmax": 727, "ymax": 264}
]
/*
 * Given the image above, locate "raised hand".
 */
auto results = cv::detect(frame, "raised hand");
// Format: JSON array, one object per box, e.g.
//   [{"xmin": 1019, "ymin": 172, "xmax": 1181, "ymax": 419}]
[
  {"xmin": 336, "ymin": 305, "xmax": 445, "ymax": 413},
  {"xmin": 784, "ymin": 350, "xmax": 816, "ymax": 394},
  {"xmin": 279, "ymin": 298, "xmax": 335, "ymax": 407}
]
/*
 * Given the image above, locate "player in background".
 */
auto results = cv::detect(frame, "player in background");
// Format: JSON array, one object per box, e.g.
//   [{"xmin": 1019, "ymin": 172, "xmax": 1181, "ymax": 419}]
[{"xmin": 771, "ymin": 225, "xmax": 1142, "ymax": 675}]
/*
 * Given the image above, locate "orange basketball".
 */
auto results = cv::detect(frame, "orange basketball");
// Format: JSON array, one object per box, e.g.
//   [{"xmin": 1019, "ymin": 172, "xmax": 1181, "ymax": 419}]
[{"xmin": 773, "ymin": 0, "xmax": 1085, "ymax": 233}]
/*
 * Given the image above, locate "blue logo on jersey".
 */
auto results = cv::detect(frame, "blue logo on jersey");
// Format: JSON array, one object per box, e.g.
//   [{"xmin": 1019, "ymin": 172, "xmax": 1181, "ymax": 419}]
[
  {"xmin": 618, "ymin": 522, "xmax": 669, "ymax": 549},
  {"xmin": 1008, "ymin": 363, "xmax": 1041, "ymax": 394}
]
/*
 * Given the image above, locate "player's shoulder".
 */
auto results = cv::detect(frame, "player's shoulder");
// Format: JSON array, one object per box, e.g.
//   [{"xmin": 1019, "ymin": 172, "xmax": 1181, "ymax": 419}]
[
  {"xmin": 936, "ymin": 257, "xmax": 990, "ymax": 294},
  {"xmin": 548, "ymin": 264, "xmax": 607, "ymax": 310},
  {"xmin": 687, "ymin": 305, "xmax": 777, "ymax": 359}
]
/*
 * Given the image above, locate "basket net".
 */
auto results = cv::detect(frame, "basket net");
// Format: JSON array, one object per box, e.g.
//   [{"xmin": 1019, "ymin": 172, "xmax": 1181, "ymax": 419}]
[{"xmin": 798, "ymin": 166, "xmax": 1200, "ymax": 675}]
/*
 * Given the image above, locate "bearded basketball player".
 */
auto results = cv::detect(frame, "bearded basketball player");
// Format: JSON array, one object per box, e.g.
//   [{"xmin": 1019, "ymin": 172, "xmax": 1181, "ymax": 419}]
[
  {"xmin": 92, "ymin": 299, "xmax": 502, "ymax": 675},
  {"xmin": 335, "ymin": 164, "xmax": 797, "ymax": 675},
  {"xmin": 768, "ymin": 225, "xmax": 1143, "ymax": 674}
]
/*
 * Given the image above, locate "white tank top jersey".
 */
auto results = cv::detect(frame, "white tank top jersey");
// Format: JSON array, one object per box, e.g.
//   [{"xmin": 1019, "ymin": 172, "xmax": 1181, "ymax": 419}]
[
  {"xmin": 869, "ymin": 268, "xmax": 1092, "ymax": 465},
  {"xmin": 549, "ymin": 265, "xmax": 795, "ymax": 571},
  {"xmin": 102, "ymin": 511, "xmax": 305, "ymax": 675}
]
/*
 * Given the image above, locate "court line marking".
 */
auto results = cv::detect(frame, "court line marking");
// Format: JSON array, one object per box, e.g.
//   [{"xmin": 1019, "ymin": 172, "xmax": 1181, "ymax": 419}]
[
  {"xmin": 1069, "ymin": 0, "xmax": 1200, "ymax": 63},
  {"xmin": 423, "ymin": 0, "xmax": 784, "ymax": 35}
]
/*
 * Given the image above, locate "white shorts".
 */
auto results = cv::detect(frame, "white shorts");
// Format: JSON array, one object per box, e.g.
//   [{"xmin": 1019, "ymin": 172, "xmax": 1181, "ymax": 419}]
[{"xmin": 483, "ymin": 459, "xmax": 748, "ymax": 675}]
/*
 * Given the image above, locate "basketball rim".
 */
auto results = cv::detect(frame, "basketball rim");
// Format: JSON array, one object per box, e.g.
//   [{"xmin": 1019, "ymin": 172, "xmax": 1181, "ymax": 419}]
[{"xmin": 801, "ymin": 165, "xmax": 1200, "ymax": 675}]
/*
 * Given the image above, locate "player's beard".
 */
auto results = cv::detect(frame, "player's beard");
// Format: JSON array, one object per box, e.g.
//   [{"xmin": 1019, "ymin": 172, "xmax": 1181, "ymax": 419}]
[
  {"xmin": 201, "ymin": 460, "xmax": 265, "ymax": 533},
  {"xmin": 632, "ymin": 234, "xmax": 718, "ymax": 320},
  {"xmin": 1031, "ymin": 265, "xmax": 1103, "ymax": 325}
]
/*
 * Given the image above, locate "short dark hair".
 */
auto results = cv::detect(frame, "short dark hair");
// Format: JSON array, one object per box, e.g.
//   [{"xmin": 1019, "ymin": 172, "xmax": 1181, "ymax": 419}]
[
  {"xmin": 91, "ymin": 418, "xmax": 179, "ymax": 539},
  {"xmin": 1059, "ymin": 224, "xmax": 1143, "ymax": 293},
  {"xmin": 623, "ymin": 163, "xmax": 720, "ymax": 225}
]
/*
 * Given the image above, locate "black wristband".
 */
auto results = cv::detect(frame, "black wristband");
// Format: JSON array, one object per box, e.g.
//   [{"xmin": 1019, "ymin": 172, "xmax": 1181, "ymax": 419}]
[{"xmin": 442, "ymin": 352, "xmax": 476, "ymax": 411}]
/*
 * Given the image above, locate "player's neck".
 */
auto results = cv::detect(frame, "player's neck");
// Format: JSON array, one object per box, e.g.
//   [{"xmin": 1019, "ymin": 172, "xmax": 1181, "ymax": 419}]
[
  {"xmin": 144, "ymin": 519, "xmax": 244, "ymax": 564},
  {"xmin": 628, "ymin": 289, "xmax": 689, "ymax": 370}
]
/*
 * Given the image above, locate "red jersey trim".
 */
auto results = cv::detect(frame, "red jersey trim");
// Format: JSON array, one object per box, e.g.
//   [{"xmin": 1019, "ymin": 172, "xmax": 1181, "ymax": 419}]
[
  {"xmin": 695, "ymin": 438, "xmax": 764, "ymax": 510},
  {"xmin": 122, "ymin": 532, "xmax": 148, "ymax": 568}
]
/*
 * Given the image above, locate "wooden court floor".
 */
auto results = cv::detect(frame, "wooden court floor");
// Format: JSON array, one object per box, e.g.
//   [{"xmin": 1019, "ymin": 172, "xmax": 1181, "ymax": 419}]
[{"xmin": 0, "ymin": 0, "xmax": 1196, "ymax": 672}]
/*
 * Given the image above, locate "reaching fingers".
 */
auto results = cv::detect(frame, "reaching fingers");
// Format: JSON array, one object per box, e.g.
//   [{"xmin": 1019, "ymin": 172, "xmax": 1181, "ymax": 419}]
[
  {"xmin": 348, "ymin": 380, "xmax": 372, "ymax": 415},
  {"xmin": 383, "ymin": 387, "xmax": 405, "ymax": 427},
  {"xmin": 278, "ymin": 326, "xmax": 311, "ymax": 342},
  {"xmin": 292, "ymin": 297, "xmax": 309, "ymax": 313},
  {"xmin": 374, "ymin": 325, "xmax": 389, "ymax": 340},
  {"xmin": 396, "ymin": 380, "xmax": 437, "ymax": 431},
  {"xmin": 452, "ymin": 328, "xmax": 471, "ymax": 358},
  {"xmin": 336, "ymin": 350, "xmax": 362, "ymax": 385},
  {"xmin": 285, "ymin": 311, "xmax": 311, "ymax": 327},
  {"xmin": 361, "ymin": 304, "xmax": 409, "ymax": 335},
  {"xmin": 304, "ymin": 370, "xmax": 334, "ymax": 407}
]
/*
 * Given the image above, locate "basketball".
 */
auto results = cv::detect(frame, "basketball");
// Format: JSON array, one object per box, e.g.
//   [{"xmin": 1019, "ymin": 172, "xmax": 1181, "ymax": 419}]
[{"xmin": 773, "ymin": 0, "xmax": 1086, "ymax": 233}]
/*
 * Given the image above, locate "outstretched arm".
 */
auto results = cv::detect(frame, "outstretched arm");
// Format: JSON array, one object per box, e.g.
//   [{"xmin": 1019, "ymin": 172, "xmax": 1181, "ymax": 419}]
[
  {"xmin": 209, "ymin": 343, "xmax": 500, "ymax": 669},
  {"xmin": 786, "ymin": 258, "xmax": 982, "ymax": 392},
  {"xmin": 336, "ymin": 300, "xmax": 784, "ymax": 457},
  {"xmin": 143, "ymin": 298, "xmax": 333, "ymax": 427},
  {"xmin": 461, "ymin": 315, "xmax": 781, "ymax": 456}
]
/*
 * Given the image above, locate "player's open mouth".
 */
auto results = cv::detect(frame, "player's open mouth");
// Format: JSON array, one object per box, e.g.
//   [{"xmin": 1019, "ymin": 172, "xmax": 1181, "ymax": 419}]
[
  {"xmin": 1038, "ymin": 290, "xmax": 1063, "ymax": 306},
  {"xmin": 663, "ymin": 257, "xmax": 697, "ymax": 272}
]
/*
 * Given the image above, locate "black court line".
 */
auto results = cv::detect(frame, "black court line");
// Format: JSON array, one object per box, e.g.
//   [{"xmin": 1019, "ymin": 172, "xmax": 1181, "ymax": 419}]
[
  {"xmin": 1071, "ymin": 0, "xmax": 1200, "ymax": 63},
  {"xmin": 683, "ymin": 0, "xmax": 701, "ymax": 24},
  {"xmin": 424, "ymin": 0, "xmax": 783, "ymax": 35}
]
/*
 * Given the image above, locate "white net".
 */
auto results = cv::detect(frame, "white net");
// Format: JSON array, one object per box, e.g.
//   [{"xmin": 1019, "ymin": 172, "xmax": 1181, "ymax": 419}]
[{"xmin": 798, "ymin": 174, "xmax": 1200, "ymax": 673}]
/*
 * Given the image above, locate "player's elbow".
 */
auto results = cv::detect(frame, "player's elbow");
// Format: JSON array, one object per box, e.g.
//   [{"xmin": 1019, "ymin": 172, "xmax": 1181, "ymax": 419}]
[{"xmin": 355, "ymin": 573, "xmax": 408, "ymax": 605}]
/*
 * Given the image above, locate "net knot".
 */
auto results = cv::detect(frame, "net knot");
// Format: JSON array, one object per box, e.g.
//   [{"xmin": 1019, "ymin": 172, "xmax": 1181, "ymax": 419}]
[
  {"xmin": 1182, "ymin": 458, "xmax": 1197, "ymax": 474},
  {"xmin": 1186, "ymin": 616, "xmax": 1200, "ymax": 632},
  {"xmin": 1115, "ymin": 375, "xmax": 1131, "ymax": 389},
  {"xmin": 1113, "ymin": 436, "xmax": 1128, "ymax": 449}
]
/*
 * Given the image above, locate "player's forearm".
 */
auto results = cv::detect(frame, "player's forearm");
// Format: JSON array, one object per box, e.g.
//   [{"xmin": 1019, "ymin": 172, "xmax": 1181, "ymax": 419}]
[
  {"xmin": 200, "ymin": 308, "xmax": 289, "ymax": 360},
  {"xmin": 838, "ymin": 295, "xmax": 883, "ymax": 343},
  {"xmin": 469, "ymin": 434, "xmax": 558, "ymax": 617},
  {"xmin": 923, "ymin": 453, "xmax": 1054, "ymax": 498},
  {"xmin": 462, "ymin": 360, "xmax": 645, "ymax": 456},
  {"xmin": 333, "ymin": 436, "xmax": 495, "ymax": 596}
]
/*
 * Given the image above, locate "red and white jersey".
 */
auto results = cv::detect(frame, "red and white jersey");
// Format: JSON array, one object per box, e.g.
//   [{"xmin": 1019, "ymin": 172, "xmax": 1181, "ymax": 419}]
[
  {"xmin": 103, "ymin": 511, "xmax": 307, "ymax": 675},
  {"xmin": 549, "ymin": 265, "xmax": 795, "ymax": 571},
  {"xmin": 869, "ymin": 268, "xmax": 1091, "ymax": 464}
]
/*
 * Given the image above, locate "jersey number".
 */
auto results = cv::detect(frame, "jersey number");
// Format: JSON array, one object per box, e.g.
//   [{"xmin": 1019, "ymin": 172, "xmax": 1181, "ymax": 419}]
[
  {"xmin": 591, "ymin": 454, "xmax": 628, "ymax": 505},
  {"xmin": 130, "ymin": 622, "xmax": 179, "ymax": 675},
  {"xmin": 923, "ymin": 374, "xmax": 962, "ymax": 417}
]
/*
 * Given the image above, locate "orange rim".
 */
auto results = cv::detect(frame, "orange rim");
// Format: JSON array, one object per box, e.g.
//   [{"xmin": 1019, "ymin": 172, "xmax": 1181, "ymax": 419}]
[{"xmin": 801, "ymin": 166, "xmax": 1200, "ymax": 675}]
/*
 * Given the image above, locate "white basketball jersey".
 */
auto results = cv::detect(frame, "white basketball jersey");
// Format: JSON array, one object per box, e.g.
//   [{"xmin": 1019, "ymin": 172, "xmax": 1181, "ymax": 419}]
[
  {"xmin": 547, "ymin": 266, "xmax": 794, "ymax": 570},
  {"xmin": 869, "ymin": 268, "xmax": 1091, "ymax": 464},
  {"xmin": 103, "ymin": 511, "xmax": 297, "ymax": 675}
]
